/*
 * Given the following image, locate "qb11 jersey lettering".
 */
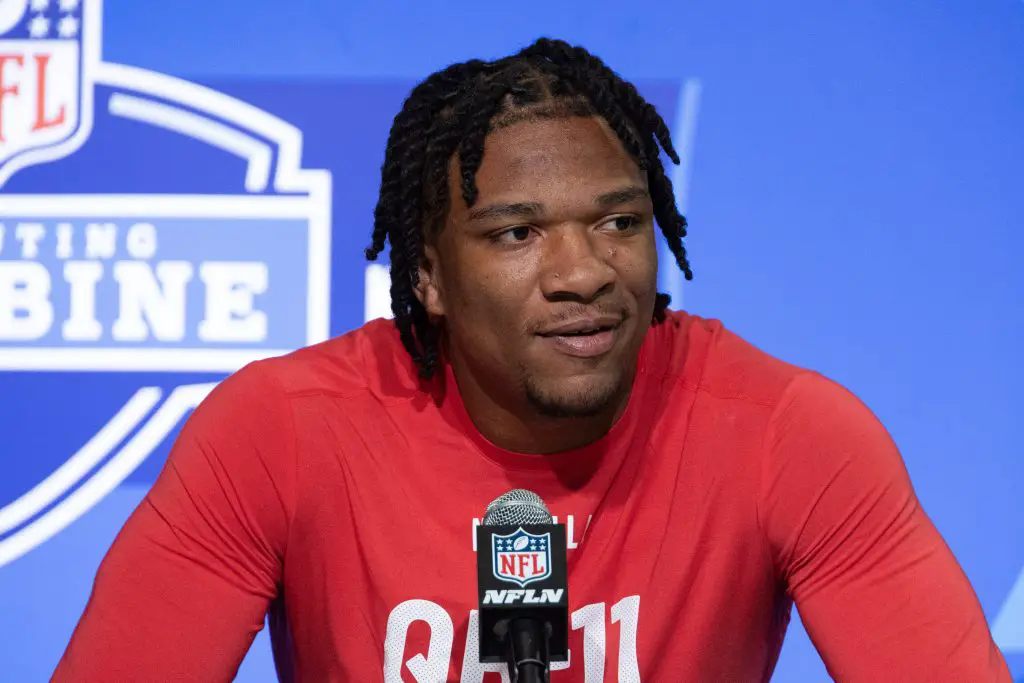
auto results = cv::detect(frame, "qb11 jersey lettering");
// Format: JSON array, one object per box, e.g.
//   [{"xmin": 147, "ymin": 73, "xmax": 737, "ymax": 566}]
[{"xmin": 383, "ymin": 596, "xmax": 642, "ymax": 682}]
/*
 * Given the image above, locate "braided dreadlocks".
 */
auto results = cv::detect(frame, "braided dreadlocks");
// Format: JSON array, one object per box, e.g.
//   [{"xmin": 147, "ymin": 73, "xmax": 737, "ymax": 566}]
[{"xmin": 365, "ymin": 38, "xmax": 693, "ymax": 379}]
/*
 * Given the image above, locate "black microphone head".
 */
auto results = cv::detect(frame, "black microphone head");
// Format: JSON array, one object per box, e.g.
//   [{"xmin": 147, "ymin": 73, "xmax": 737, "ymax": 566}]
[{"xmin": 483, "ymin": 489, "xmax": 553, "ymax": 526}]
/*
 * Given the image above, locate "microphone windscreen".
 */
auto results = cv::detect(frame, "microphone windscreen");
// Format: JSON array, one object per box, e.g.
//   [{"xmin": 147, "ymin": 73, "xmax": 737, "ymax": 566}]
[{"xmin": 482, "ymin": 489, "xmax": 552, "ymax": 525}]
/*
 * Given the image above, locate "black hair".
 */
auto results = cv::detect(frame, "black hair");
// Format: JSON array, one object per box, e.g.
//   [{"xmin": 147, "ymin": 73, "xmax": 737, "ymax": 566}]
[{"xmin": 365, "ymin": 37, "xmax": 692, "ymax": 379}]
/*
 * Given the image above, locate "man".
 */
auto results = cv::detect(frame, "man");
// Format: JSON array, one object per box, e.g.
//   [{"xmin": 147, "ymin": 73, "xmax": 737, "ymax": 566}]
[{"xmin": 54, "ymin": 38, "xmax": 1010, "ymax": 681}]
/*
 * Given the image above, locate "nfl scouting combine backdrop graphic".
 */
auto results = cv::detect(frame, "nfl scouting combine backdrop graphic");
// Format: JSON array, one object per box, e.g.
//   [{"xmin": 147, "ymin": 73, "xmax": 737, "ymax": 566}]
[{"xmin": 0, "ymin": 0, "xmax": 331, "ymax": 573}]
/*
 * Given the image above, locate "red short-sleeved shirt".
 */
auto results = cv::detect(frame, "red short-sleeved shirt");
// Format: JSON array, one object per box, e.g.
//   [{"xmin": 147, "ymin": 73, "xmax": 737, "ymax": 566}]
[{"xmin": 54, "ymin": 311, "xmax": 1011, "ymax": 681}]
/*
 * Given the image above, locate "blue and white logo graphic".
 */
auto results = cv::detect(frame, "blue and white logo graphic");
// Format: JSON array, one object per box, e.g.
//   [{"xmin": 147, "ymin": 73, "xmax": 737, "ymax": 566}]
[
  {"xmin": 0, "ymin": 0, "xmax": 331, "ymax": 569},
  {"xmin": 492, "ymin": 528, "xmax": 552, "ymax": 588},
  {"xmin": 994, "ymin": 567, "xmax": 1024, "ymax": 655}
]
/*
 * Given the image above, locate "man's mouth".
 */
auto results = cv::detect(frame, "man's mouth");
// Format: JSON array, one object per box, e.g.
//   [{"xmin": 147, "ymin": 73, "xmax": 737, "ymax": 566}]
[
  {"xmin": 536, "ymin": 315, "xmax": 623, "ymax": 358},
  {"xmin": 537, "ymin": 315, "xmax": 623, "ymax": 337}
]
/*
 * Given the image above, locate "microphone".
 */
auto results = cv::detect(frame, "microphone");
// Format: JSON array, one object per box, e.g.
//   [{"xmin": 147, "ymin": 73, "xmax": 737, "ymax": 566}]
[{"xmin": 476, "ymin": 489, "xmax": 569, "ymax": 683}]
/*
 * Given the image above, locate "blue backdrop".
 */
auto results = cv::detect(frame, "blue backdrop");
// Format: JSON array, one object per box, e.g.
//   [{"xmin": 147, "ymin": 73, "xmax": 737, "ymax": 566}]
[{"xmin": 0, "ymin": 0, "xmax": 1021, "ymax": 680}]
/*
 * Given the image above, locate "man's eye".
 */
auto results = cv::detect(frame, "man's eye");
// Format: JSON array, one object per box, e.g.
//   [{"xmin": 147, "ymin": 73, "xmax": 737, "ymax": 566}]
[
  {"xmin": 612, "ymin": 216, "xmax": 639, "ymax": 231},
  {"xmin": 493, "ymin": 226, "xmax": 532, "ymax": 244}
]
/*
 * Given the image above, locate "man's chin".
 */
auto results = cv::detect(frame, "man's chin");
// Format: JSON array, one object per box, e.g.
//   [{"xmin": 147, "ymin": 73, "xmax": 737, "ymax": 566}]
[{"xmin": 521, "ymin": 373, "xmax": 624, "ymax": 420}]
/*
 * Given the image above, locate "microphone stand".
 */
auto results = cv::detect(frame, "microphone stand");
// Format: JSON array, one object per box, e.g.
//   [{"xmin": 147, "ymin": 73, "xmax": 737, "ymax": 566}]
[{"xmin": 503, "ymin": 617, "xmax": 552, "ymax": 683}]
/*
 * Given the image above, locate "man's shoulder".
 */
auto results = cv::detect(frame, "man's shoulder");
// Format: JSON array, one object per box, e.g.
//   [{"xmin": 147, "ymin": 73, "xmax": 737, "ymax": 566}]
[
  {"xmin": 657, "ymin": 309, "xmax": 812, "ymax": 408},
  {"xmin": 241, "ymin": 318, "xmax": 418, "ymax": 402}
]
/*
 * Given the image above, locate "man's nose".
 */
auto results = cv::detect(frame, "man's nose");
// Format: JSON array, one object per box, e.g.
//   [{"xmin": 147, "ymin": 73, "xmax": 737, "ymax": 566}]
[{"xmin": 539, "ymin": 227, "xmax": 616, "ymax": 302}]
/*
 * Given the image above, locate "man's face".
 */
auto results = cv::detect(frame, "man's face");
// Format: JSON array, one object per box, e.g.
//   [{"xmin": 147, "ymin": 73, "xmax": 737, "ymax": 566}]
[{"xmin": 420, "ymin": 115, "xmax": 659, "ymax": 418}]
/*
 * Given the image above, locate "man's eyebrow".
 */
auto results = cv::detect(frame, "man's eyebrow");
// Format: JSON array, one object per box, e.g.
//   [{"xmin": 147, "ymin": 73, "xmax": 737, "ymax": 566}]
[
  {"xmin": 467, "ymin": 201, "xmax": 544, "ymax": 222},
  {"xmin": 465, "ymin": 186, "xmax": 649, "ymax": 222},
  {"xmin": 595, "ymin": 186, "xmax": 650, "ymax": 207}
]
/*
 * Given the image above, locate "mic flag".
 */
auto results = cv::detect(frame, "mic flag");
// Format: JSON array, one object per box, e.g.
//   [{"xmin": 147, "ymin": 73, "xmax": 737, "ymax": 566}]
[{"xmin": 476, "ymin": 489, "xmax": 570, "ymax": 670}]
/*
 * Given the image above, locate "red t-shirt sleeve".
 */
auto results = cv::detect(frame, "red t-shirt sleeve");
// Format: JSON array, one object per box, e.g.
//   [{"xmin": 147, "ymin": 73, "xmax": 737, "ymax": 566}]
[
  {"xmin": 759, "ymin": 372, "xmax": 1011, "ymax": 681},
  {"xmin": 53, "ymin": 362, "xmax": 295, "ymax": 682}
]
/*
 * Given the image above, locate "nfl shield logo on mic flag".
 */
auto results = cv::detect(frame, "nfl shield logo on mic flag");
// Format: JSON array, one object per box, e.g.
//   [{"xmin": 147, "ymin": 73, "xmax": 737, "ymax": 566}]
[
  {"xmin": 0, "ymin": 0, "xmax": 95, "ymax": 187},
  {"xmin": 492, "ymin": 528, "xmax": 552, "ymax": 587}
]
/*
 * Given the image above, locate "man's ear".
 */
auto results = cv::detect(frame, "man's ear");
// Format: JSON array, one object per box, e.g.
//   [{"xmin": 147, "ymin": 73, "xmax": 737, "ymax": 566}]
[{"xmin": 414, "ymin": 243, "xmax": 445, "ymax": 318}]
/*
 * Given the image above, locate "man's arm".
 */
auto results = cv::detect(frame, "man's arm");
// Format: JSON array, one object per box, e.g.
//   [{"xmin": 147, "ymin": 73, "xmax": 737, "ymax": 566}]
[
  {"xmin": 53, "ymin": 362, "xmax": 295, "ymax": 682},
  {"xmin": 759, "ymin": 372, "xmax": 1011, "ymax": 681}
]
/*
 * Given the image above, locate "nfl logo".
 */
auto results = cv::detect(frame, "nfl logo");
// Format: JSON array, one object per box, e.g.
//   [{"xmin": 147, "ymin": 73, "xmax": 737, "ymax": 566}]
[
  {"xmin": 492, "ymin": 528, "xmax": 552, "ymax": 587},
  {"xmin": 0, "ymin": 0, "xmax": 96, "ymax": 186}
]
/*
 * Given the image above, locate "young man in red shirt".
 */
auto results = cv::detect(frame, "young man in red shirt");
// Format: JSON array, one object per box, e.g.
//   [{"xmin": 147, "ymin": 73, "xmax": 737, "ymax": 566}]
[{"xmin": 54, "ymin": 39, "xmax": 1011, "ymax": 681}]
